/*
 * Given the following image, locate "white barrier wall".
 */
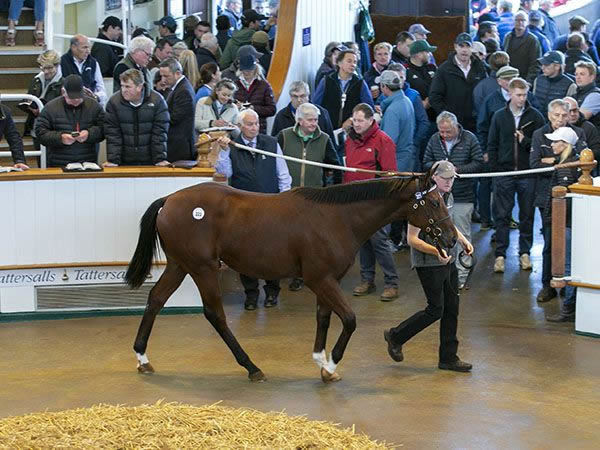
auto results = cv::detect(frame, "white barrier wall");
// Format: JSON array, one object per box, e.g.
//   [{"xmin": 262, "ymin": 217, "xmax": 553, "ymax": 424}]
[
  {"xmin": 0, "ymin": 173, "xmax": 213, "ymax": 313},
  {"xmin": 569, "ymin": 189, "xmax": 600, "ymax": 336}
]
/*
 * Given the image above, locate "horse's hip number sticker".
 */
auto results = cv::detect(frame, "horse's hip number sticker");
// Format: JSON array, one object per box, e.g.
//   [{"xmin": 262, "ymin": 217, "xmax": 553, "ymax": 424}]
[{"xmin": 192, "ymin": 207, "xmax": 205, "ymax": 220}]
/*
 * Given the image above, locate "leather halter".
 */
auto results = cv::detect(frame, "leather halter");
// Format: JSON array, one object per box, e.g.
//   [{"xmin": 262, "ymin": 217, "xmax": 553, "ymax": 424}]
[{"xmin": 411, "ymin": 179, "xmax": 451, "ymax": 245}]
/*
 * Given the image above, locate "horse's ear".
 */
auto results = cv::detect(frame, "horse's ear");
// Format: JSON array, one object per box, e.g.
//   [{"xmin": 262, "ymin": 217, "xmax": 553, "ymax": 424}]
[{"xmin": 423, "ymin": 165, "xmax": 435, "ymax": 190}]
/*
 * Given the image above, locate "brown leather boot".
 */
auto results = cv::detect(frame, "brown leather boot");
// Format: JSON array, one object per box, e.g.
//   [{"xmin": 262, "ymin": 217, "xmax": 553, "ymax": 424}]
[
  {"xmin": 380, "ymin": 287, "xmax": 399, "ymax": 302},
  {"xmin": 353, "ymin": 281, "xmax": 376, "ymax": 296}
]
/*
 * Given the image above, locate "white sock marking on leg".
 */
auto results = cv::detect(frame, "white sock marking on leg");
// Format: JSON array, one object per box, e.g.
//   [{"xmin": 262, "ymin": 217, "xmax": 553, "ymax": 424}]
[
  {"xmin": 324, "ymin": 354, "xmax": 337, "ymax": 374},
  {"xmin": 312, "ymin": 350, "xmax": 327, "ymax": 368},
  {"xmin": 136, "ymin": 353, "xmax": 149, "ymax": 365}
]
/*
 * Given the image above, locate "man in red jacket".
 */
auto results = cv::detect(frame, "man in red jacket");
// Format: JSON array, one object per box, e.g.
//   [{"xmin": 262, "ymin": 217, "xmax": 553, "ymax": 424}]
[{"xmin": 344, "ymin": 103, "xmax": 400, "ymax": 301}]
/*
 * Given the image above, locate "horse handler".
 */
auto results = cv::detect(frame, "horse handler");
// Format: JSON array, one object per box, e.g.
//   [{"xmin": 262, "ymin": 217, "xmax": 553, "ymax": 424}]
[{"xmin": 384, "ymin": 161, "xmax": 474, "ymax": 372}]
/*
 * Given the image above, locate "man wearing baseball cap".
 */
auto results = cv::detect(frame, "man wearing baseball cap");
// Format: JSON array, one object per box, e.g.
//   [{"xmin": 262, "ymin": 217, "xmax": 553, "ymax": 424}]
[
  {"xmin": 407, "ymin": 23, "xmax": 437, "ymax": 65},
  {"xmin": 378, "ymin": 70, "xmax": 416, "ymax": 172},
  {"xmin": 527, "ymin": 10, "xmax": 551, "ymax": 55},
  {"xmin": 154, "ymin": 16, "xmax": 180, "ymax": 46},
  {"xmin": 91, "ymin": 16, "xmax": 123, "ymax": 77},
  {"xmin": 35, "ymin": 74, "xmax": 105, "ymax": 167},
  {"xmin": 429, "ymin": 32, "xmax": 487, "ymax": 133},
  {"xmin": 219, "ymin": 9, "xmax": 264, "ymax": 69},
  {"xmin": 532, "ymin": 51, "xmax": 576, "ymax": 117},
  {"xmin": 384, "ymin": 160, "xmax": 474, "ymax": 372},
  {"xmin": 407, "ymin": 40, "xmax": 437, "ymax": 121}
]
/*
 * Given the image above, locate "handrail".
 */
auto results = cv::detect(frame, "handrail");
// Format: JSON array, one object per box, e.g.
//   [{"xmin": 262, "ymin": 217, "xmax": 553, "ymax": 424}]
[
  {"xmin": 0, "ymin": 94, "xmax": 46, "ymax": 168},
  {"xmin": 54, "ymin": 33, "xmax": 127, "ymax": 50}
]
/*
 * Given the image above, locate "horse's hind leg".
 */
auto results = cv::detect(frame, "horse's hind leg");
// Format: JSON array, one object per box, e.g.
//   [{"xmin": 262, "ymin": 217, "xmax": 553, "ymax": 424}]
[
  {"xmin": 312, "ymin": 303, "xmax": 332, "ymax": 369},
  {"xmin": 190, "ymin": 271, "xmax": 266, "ymax": 382},
  {"xmin": 133, "ymin": 260, "xmax": 186, "ymax": 373},
  {"xmin": 311, "ymin": 278, "xmax": 356, "ymax": 383}
]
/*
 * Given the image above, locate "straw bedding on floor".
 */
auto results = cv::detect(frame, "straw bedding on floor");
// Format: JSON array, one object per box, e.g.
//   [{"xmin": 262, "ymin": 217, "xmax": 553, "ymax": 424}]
[{"xmin": 0, "ymin": 400, "xmax": 391, "ymax": 448}]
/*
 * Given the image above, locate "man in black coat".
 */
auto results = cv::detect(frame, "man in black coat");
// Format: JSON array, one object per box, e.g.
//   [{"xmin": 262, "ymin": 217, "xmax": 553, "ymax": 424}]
[
  {"xmin": 91, "ymin": 16, "xmax": 123, "ymax": 78},
  {"xmin": 0, "ymin": 104, "xmax": 28, "ymax": 169},
  {"xmin": 487, "ymin": 77, "xmax": 545, "ymax": 274},
  {"xmin": 194, "ymin": 33, "xmax": 219, "ymax": 70},
  {"xmin": 103, "ymin": 69, "xmax": 170, "ymax": 167},
  {"xmin": 35, "ymin": 75, "xmax": 105, "ymax": 167},
  {"xmin": 529, "ymin": 98, "xmax": 588, "ymax": 303},
  {"xmin": 271, "ymin": 81, "xmax": 335, "ymax": 147},
  {"xmin": 429, "ymin": 33, "xmax": 487, "ymax": 133},
  {"xmin": 159, "ymin": 58, "xmax": 196, "ymax": 162}
]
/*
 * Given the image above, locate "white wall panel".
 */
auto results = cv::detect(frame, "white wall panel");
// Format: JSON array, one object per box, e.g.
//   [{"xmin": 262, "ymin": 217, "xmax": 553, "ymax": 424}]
[
  {"xmin": 276, "ymin": 0, "xmax": 364, "ymax": 110},
  {"xmin": 1, "ymin": 176, "xmax": 214, "ymax": 268}
]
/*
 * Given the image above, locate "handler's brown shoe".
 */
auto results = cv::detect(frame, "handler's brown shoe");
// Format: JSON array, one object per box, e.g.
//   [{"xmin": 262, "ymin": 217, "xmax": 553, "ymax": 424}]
[
  {"xmin": 353, "ymin": 281, "xmax": 376, "ymax": 296},
  {"xmin": 380, "ymin": 287, "xmax": 399, "ymax": 301},
  {"xmin": 438, "ymin": 359, "xmax": 472, "ymax": 372}
]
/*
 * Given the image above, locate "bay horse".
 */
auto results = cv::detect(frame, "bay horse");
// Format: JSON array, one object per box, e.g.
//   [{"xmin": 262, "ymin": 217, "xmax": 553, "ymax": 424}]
[{"xmin": 125, "ymin": 172, "xmax": 457, "ymax": 383}]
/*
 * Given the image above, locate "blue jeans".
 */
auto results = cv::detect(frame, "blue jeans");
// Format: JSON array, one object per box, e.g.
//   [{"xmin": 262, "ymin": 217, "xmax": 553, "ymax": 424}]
[
  {"xmin": 9, "ymin": 0, "xmax": 45, "ymax": 22},
  {"xmin": 541, "ymin": 225, "xmax": 576, "ymax": 306},
  {"xmin": 493, "ymin": 176, "xmax": 535, "ymax": 257},
  {"xmin": 359, "ymin": 226, "xmax": 399, "ymax": 287}
]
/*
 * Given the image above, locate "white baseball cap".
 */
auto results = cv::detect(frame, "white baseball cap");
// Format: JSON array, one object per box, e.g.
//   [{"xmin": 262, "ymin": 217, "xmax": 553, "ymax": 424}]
[{"xmin": 545, "ymin": 127, "xmax": 578, "ymax": 146}]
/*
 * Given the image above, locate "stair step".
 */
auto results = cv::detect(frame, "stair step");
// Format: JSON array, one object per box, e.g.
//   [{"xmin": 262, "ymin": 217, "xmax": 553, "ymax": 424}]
[
  {"xmin": 0, "ymin": 52, "xmax": 39, "ymax": 68},
  {"xmin": 0, "ymin": 45, "xmax": 44, "ymax": 55},
  {"xmin": 0, "ymin": 67, "xmax": 38, "ymax": 74},
  {"xmin": 0, "ymin": 137, "xmax": 34, "ymax": 148},
  {"xmin": 0, "ymin": 29, "xmax": 37, "ymax": 46},
  {"xmin": 0, "ymin": 71, "xmax": 35, "ymax": 91}
]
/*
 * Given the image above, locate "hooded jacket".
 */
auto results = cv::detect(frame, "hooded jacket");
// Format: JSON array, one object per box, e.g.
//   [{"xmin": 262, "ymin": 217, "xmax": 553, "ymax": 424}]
[{"xmin": 219, "ymin": 27, "xmax": 255, "ymax": 69}]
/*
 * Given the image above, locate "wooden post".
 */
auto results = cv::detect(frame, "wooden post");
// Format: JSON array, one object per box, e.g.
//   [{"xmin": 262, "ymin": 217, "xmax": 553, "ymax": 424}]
[
  {"xmin": 550, "ymin": 186, "xmax": 567, "ymax": 288},
  {"xmin": 577, "ymin": 148, "xmax": 596, "ymax": 185}
]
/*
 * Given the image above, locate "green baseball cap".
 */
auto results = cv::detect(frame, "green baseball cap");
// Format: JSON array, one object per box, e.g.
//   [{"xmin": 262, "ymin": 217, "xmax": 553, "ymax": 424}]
[{"xmin": 410, "ymin": 39, "xmax": 437, "ymax": 55}]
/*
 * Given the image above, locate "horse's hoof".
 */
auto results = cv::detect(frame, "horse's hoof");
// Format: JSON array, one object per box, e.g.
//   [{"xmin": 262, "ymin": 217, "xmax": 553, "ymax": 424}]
[
  {"xmin": 249, "ymin": 370, "xmax": 267, "ymax": 382},
  {"xmin": 137, "ymin": 363, "xmax": 154, "ymax": 374},
  {"xmin": 321, "ymin": 367, "xmax": 342, "ymax": 383}
]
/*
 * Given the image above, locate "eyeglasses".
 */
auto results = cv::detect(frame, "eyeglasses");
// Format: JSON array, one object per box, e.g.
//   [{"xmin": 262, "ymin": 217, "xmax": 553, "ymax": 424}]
[{"xmin": 139, "ymin": 50, "xmax": 152, "ymax": 58}]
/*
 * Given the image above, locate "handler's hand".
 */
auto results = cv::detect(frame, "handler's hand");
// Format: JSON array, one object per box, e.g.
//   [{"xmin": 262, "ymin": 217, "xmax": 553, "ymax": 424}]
[
  {"xmin": 155, "ymin": 160, "xmax": 171, "ymax": 167},
  {"xmin": 437, "ymin": 248, "xmax": 452, "ymax": 264},
  {"xmin": 460, "ymin": 238, "xmax": 474, "ymax": 256},
  {"xmin": 216, "ymin": 136, "xmax": 231, "ymax": 149},
  {"xmin": 102, "ymin": 161, "xmax": 118, "ymax": 167}
]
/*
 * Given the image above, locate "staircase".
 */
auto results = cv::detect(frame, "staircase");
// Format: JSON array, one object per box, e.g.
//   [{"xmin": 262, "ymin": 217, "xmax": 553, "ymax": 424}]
[{"xmin": 0, "ymin": 8, "xmax": 44, "ymax": 167}]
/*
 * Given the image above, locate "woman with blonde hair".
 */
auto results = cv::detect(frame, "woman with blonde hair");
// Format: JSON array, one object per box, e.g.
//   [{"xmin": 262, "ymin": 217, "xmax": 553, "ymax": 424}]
[
  {"xmin": 531, "ymin": 126, "xmax": 580, "ymax": 322},
  {"xmin": 178, "ymin": 49, "xmax": 201, "ymax": 90},
  {"xmin": 25, "ymin": 50, "xmax": 63, "ymax": 140},
  {"xmin": 195, "ymin": 79, "xmax": 239, "ymax": 132}
]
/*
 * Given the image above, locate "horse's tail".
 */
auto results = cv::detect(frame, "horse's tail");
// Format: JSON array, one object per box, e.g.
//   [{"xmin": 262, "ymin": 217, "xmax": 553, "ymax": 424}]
[{"xmin": 125, "ymin": 197, "xmax": 167, "ymax": 289}]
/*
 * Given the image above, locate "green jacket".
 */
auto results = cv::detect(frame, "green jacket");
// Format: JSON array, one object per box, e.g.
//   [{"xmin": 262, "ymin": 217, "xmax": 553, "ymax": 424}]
[
  {"xmin": 277, "ymin": 124, "xmax": 340, "ymax": 188},
  {"xmin": 219, "ymin": 28, "xmax": 255, "ymax": 69}
]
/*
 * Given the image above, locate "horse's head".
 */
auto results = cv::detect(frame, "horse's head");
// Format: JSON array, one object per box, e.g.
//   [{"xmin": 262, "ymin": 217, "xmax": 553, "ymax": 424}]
[{"xmin": 407, "ymin": 172, "xmax": 458, "ymax": 253}]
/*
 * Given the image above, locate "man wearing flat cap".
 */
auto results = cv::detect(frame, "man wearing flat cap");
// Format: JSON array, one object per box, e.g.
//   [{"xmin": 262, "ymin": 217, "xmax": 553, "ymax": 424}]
[
  {"xmin": 35, "ymin": 74, "xmax": 105, "ymax": 167},
  {"xmin": 553, "ymin": 15, "xmax": 600, "ymax": 65},
  {"xmin": 430, "ymin": 32, "xmax": 487, "ymax": 133},
  {"xmin": 532, "ymin": 51, "xmax": 576, "ymax": 117},
  {"xmin": 91, "ymin": 16, "xmax": 123, "ymax": 77}
]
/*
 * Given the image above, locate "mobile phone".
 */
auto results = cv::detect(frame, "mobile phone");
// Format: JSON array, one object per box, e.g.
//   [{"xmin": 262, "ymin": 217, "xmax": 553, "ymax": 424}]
[{"xmin": 71, "ymin": 131, "xmax": 80, "ymax": 138}]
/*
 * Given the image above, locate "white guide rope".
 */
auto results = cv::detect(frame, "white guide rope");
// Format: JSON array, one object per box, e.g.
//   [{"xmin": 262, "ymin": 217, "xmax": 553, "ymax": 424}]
[{"xmin": 231, "ymin": 142, "xmax": 559, "ymax": 179}]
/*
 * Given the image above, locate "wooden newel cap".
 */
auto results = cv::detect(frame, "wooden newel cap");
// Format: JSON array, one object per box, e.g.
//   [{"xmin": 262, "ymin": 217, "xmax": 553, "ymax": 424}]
[
  {"xmin": 580, "ymin": 148, "xmax": 594, "ymax": 163},
  {"xmin": 195, "ymin": 133, "xmax": 212, "ymax": 149},
  {"xmin": 552, "ymin": 186, "xmax": 568, "ymax": 198}
]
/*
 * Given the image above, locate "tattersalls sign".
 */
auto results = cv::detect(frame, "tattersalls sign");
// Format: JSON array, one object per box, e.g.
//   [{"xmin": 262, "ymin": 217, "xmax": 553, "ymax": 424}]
[{"xmin": 0, "ymin": 267, "xmax": 131, "ymax": 288}]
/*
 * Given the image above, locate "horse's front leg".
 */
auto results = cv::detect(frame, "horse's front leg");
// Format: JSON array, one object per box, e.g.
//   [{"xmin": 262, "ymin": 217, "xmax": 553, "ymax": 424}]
[
  {"xmin": 133, "ymin": 260, "xmax": 186, "ymax": 373},
  {"xmin": 312, "ymin": 302, "xmax": 332, "ymax": 370},
  {"xmin": 190, "ymin": 271, "xmax": 266, "ymax": 382},
  {"xmin": 311, "ymin": 278, "xmax": 357, "ymax": 383}
]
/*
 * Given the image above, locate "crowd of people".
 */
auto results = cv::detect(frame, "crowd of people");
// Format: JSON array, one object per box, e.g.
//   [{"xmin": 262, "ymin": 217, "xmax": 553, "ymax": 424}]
[{"xmin": 1, "ymin": 2, "xmax": 599, "ymax": 334}]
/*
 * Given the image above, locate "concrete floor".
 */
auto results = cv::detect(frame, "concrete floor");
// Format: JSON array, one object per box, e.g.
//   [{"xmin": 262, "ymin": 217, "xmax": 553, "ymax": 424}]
[{"xmin": 1, "ymin": 224, "xmax": 599, "ymax": 449}]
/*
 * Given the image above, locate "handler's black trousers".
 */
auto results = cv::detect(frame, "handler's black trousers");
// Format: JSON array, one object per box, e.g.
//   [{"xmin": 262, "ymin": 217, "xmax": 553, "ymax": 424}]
[
  {"xmin": 239, "ymin": 274, "xmax": 280, "ymax": 300},
  {"xmin": 388, "ymin": 264, "xmax": 460, "ymax": 363}
]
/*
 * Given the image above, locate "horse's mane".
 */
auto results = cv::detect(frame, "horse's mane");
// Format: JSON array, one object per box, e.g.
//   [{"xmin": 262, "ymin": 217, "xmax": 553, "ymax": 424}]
[{"xmin": 292, "ymin": 176, "xmax": 424, "ymax": 204}]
